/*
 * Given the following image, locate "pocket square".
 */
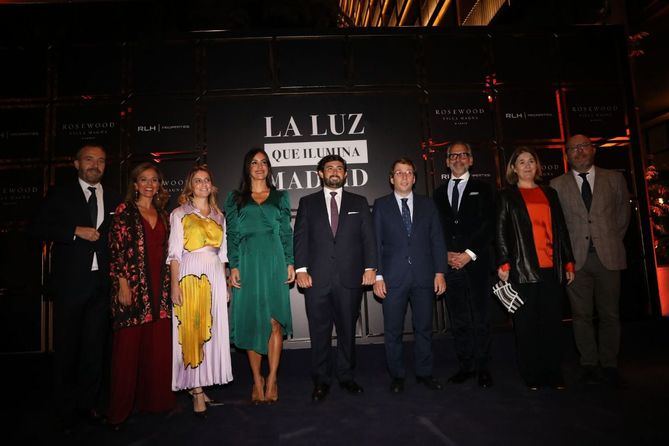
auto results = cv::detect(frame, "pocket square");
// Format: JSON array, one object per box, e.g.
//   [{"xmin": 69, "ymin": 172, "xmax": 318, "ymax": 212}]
[
  {"xmin": 469, "ymin": 192, "xmax": 479, "ymax": 196},
  {"xmin": 348, "ymin": 211, "xmax": 359, "ymax": 215}
]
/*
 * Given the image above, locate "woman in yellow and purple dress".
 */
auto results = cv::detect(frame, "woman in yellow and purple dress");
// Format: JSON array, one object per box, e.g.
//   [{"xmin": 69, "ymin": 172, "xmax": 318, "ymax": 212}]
[{"xmin": 167, "ymin": 165, "xmax": 232, "ymax": 417}]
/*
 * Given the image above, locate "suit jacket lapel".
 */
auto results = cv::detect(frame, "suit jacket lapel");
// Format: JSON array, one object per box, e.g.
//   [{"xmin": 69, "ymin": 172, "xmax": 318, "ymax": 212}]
[
  {"xmin": 590, "ymin": 166, "xmax": 604, "ymax": 212},
  {"xmin": 336, "ymin": 191, "xmax": 350, "ymax": 238},
  {"xmin": 316, "ymin": 191, "xmax": 334, "ymax": 239},
  {"xmin": 457, "ymin": 179, "xmax": 474, "ymax": 215},
  {"xmin": 409, "ymin": 195, "xmax": 421, "ymax": 236}
]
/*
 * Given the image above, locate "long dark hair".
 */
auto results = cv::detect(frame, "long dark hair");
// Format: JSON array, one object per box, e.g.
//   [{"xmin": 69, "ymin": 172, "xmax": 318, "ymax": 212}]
[{"xmin": 233, "ymin": 148, "xmax": 275, "ymax": 208}]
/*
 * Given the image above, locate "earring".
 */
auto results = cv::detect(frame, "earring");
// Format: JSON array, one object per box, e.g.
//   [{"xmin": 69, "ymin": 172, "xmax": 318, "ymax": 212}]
[{"xmin": 135, "ymin": 190, "xmax": 139, "ymax": 199}]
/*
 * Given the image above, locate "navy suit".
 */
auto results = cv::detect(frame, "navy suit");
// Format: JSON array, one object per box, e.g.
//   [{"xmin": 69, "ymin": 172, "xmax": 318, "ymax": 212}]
[
  {"xmin": 32, "ymin": 182, "xmax": 121, "ymax": 421},
  {"xmin": 434, "ymin": 177, "xmax": 495, "ymax": 372},
  {"xmin": 294, "ymin": 189, "xmax": 377, "ymax": 384},
  {"xmin": 373, "ymin": 193, "xmax": 446, "ymax": 379}
]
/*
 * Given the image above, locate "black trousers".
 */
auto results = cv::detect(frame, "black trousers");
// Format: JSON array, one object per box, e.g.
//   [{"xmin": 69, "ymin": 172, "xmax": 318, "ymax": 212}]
[
  {"xmin": 445, "ymin": 268, "xmax": 491, "ymax": 372},
  {"xmin": 304, "ymin": 280, "xmax": 362, "ymax": 385},
  {"xmin": 513, "ymin": 268, "xmax": 564, "ymax": 386},
  {"xmin": 53, "ymin": 271, "xmax": 110, "ymax": 421}
]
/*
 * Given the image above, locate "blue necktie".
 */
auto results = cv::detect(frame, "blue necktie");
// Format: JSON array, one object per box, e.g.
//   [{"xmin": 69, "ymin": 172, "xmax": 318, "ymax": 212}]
[{"xmin": 401, "ymin": 198, "xmax": 412, "ymax": 235}]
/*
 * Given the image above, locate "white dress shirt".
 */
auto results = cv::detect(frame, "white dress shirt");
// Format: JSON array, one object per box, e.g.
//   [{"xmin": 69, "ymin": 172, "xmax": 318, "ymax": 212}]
[
  {"xmin": 447, "ymin": 171, "xmax": 477, "ymax": 262},
  {"xmin": 572, "ymin": 166, "xmax": 596, "ymax": 193},
  {"xmin": 78, "ymin": 177, "xmax": 104, "ymax": 271}
]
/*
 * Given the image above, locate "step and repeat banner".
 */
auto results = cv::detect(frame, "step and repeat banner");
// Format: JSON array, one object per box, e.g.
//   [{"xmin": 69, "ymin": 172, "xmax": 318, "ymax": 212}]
[{"xmin": 206, "ymin": 92, "xmax": 424, "ymax": 342}]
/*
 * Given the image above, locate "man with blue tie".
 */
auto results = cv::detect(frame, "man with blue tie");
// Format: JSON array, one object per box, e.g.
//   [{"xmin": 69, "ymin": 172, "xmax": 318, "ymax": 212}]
[
  {"xmin": 373, "ymin": 158, "xmax": 447, "ymax": 393},
  {"xmin": 433, "ymin": 142, "xmax": 495, "ymax": 388}
]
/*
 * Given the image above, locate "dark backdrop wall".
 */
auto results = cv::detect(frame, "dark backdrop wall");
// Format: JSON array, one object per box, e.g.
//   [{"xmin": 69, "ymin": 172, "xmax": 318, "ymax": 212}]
[{"xmin": 0, "ymin": 26, "xmax": 655, "ymax": 352}]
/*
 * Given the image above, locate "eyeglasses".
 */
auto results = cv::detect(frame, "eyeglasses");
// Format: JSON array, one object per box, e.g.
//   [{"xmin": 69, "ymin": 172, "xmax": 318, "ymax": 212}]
[
  {"xmin": 393, "ymin": 170, "xmax": 415, "ymax": 177},
  {"xmin": 567, "ymin": 142, "xmax": 593, "ymax": 152},
  {"xmin": 448, "ymin": 152, "xmax": 472, "ymax": 161}
]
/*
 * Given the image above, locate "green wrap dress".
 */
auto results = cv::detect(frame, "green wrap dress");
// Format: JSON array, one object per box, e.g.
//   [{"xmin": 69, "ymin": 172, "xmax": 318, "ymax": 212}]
[{"xmin": 224, "ymin": 189, "xmax": 294, "ymax": 354}]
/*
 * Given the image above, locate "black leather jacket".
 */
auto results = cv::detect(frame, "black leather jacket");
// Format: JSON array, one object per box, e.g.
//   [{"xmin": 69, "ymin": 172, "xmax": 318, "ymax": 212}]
[{"xmin": 495, "ymin": 185, "xmax": 575, "ymax": 284}]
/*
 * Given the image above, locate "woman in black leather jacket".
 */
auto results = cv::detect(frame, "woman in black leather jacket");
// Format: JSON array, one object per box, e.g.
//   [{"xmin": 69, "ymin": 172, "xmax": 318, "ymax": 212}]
[{"xmin": 496, "ymin": 146, "xmax": 575, "ymax": 390}]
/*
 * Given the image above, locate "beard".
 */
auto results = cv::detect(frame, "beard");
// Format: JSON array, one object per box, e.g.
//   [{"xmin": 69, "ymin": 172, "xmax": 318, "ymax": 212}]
[
  {"xmin": 82, "ymin": 168, "xmax": 103, "ymax": 184},
  {"xmin": 323, "ymin": 175, "xmax": 344, "ymax": 188}
]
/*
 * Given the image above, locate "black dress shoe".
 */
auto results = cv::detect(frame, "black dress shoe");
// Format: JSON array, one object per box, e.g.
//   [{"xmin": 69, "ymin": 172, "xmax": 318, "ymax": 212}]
[
  {"xmin": 339, "ymin": 380, "xmax": 364, "ymax": 394},
  {"xmin": 389, "ymin": 378, "xmax": 404, "ymax": 394},
  {"xmin": 78, "ymin": 408, "xmax": 106, "ymax": 425},
  {"xmin": 312, "ymin": 383, "xmax": 330, "ymax": 402},
  {"xmin": 448, "ymin": 370, "xmax": 476, "ymax": 384},
  {"xmin": 602, "ymin": 367, "xmax": 627, "ymax": 389},
  {"xmin": 478, "ymin": 370, "xmax": 493, "ymax": 388},
  {"xmin": 416, "ymin": 375, "xmax": 443, "ymax": 390},
  {"xmin": 580, "ymin": 365, "xmax": 604, "ymax": 385}
]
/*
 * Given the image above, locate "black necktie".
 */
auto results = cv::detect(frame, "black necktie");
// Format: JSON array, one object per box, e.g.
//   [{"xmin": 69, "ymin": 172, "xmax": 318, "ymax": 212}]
[
  {"xmin": 579, "ymin": 172, "xmax": 592, "ymax": 211},
  {"xmin": 401, "ymin": 198, "xmax": 412, "ymax": 235},
  {"xmin": 451, "ymin": 178, "xmax": 462, "ymax": 215},
  {"xmin": 88, "ymin": 186, "xmax": 98, "ymax": 228}
]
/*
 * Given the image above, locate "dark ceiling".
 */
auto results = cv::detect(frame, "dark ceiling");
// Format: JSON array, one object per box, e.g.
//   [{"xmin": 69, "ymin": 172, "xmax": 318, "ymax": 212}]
[{"xmin": 1, "ymin": 0, "xmax": 667, "ymax": 122}]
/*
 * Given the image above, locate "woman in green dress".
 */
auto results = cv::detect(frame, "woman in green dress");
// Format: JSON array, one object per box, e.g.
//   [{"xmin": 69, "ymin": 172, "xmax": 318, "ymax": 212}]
[{"xmin": 224, "ymin": 148, "xmax": 295, "ymax": 404}]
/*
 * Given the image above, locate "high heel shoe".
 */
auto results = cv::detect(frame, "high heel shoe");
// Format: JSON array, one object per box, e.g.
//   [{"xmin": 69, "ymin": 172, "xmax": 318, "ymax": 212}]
[
  {"xmin": 191, "ymin": 389, "xmax": 208, "ymax": 418},
  {"xmin": 188, "ymin": 389, "xmax": 224, "ymax": 407},
  {"xmin": 251, "ymin": 377, "xmax": 266, "ymax": 404},
  {"xmin": 265, "ymin": 380, "xmax": 278, "ymax": 404}
]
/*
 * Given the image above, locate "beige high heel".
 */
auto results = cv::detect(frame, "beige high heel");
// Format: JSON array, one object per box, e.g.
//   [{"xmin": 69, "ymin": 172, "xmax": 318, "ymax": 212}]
[{"xmin": 251, "ymin": 377, "xmax": 266, "ymax": 404}]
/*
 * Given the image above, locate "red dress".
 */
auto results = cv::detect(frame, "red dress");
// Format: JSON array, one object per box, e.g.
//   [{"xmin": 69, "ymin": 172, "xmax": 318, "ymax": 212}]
[{"xmin": 108, "ymin": 215, "xmax": 175, "ymax": 425}]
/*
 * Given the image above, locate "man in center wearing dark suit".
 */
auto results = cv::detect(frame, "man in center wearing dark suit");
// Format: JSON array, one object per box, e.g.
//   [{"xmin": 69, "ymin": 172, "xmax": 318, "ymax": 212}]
[
  {"xmin": 32, "ymin": 144, "xmax": 121, "ymax": 432},
  {"xmin": 433, "ymin": 141, "xmax": 495, "ymax": 388},
  {"xmin": 372, "ymin": 157, "xmax": 447, "ymax": 394},
  {"xmin": 294, "ymin": 154, "xmax": 377, "ymax": 402}
]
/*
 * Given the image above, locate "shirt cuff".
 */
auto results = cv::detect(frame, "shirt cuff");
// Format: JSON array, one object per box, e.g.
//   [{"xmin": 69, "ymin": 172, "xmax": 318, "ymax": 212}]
[
  {"xmin": 564, "ymin": 262, "xmax": 575, "ymax": 273},
  {"xmin": 465, "ymin": 249, "xmax": 477, "ymax": 261},
  {"xmin": 376, "ymin": 275, "xmax": 383, "ymax": 281},
  {"xmin": 500, "ymin": 263, "xmax": 511, "ymax": 272},
  {"xmin": 296, "ymin": 267, "xmax": 308, "ymax": 273}
]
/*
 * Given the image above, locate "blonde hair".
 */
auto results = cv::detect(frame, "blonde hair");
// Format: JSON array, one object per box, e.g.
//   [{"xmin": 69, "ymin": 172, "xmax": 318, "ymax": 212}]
[
  {"xmin": 178, "ymin": 164, "xmax": 221, "ymax": 213},
  {"xmin": 505, "ymin": 146, "xmax": 543, "ymax": 185}
]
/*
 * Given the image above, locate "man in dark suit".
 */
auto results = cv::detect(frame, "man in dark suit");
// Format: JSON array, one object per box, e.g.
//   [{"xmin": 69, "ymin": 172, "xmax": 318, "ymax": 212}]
[
  {"xmin": 372, "ymin": 157, "xmax": 447, "ymax": 394},
  {"xmin": 433, "ymin": 141, "xmax": 495, "ymax": 388},
  {"xmin": 32, "ymin": 144, "xmax": 121, "ymax": 430},
  {"xmin": 294, "ymin": 154, "xmax": 377, "ymax": 402}
]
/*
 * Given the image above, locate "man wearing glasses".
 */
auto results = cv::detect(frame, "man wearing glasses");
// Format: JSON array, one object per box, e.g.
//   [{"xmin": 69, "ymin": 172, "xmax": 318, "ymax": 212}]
[
  {"xmin": 372, "ymin": 158, "xmax": 447, "ymax": 393},
  {"xmin": 433, "ymin": 141, "xmax": 495, "ymax": 388},
  {"xmin": 550, "ymin": 134, "xmax": 630, "ymax": 388}
]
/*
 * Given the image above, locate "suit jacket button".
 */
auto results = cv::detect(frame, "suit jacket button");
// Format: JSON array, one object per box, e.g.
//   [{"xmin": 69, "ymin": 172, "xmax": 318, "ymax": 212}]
[
  {"xmin": 588, "ymin": 220, "xmax": 592, "ymax": 223},
  {"xmin": 454, "ymin": 219, "xmax": 459, "ymax": 224},
  {"xmin": 585, "ymin": 236, "xmax": 589, "ymax": 240}
]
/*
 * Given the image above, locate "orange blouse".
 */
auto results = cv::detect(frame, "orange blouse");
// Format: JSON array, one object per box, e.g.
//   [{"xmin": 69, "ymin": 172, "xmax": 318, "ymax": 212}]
[{"xmin": 500, "ymin": 187, "xmax": 574, "ymax": 273}]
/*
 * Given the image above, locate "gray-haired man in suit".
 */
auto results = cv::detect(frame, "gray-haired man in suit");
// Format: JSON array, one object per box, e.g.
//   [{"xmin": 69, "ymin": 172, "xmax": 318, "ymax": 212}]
[{"xmin": 550, "ymin": 134, "xmax": 630, "ymax": 387}]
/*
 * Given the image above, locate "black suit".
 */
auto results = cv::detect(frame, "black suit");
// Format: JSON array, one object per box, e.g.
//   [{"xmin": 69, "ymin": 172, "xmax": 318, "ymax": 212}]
[
  {"xmin": 32, "ymin": 181, "xmax": 121, "ymax": 421},
  {"xmin": 373, "ymin": 193, "xmax": 446, "ymax": 379},
  {"xmin": 294, "ymin": 189, "xmax": 377, "ymax": 384},
  {"xmin": 434, "ymin": 177, "xmax": 495, "ymax": 373}
]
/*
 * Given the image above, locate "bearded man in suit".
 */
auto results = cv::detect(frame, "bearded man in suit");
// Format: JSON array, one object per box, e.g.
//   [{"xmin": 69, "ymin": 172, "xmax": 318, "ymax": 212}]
[
  {"xmin": 294, "ymin": 154, "xmax": 377, "ymax": 402},
  {"xmin": 33, "ymin": 144, "xmax": 121, "ymax": 430}
]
